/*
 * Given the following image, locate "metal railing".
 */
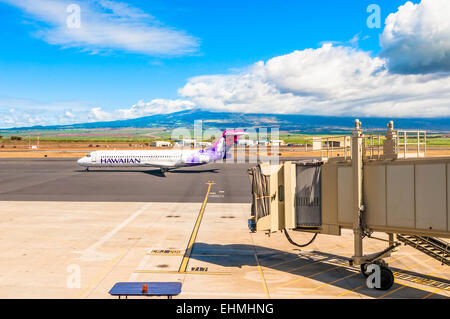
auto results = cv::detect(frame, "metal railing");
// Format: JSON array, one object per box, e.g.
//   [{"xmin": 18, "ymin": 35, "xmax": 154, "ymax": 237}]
[
  {"xmin": 363, "ymin": 132, "xmax": 385, "ymax": 160},
  {"xmin": 396, "ymin": 130, "xmax": 427, "ymax": 158},
  {"xmin": 301, "ymin": 129, "xmax": 427, "ymax": 161},
  {"xmin": 304, "ymin": 135, "xmax": 352, "ymax": 160}
]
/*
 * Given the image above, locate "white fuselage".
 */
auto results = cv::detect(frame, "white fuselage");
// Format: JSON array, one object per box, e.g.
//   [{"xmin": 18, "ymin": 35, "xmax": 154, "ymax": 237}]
[
  {"xmin": 77, "ymin": 149, "xmax": 209, "ymax": 169},
  {"xmin": 76, "ymin": 129, "xmax": 246, "ymax": 171}
]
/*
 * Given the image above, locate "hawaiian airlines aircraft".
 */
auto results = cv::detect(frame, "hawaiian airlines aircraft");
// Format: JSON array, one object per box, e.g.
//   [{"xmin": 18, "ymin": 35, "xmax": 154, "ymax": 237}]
[{"xmin": 77, "ymin": 130, "xmax": 245, "ymax": 172}]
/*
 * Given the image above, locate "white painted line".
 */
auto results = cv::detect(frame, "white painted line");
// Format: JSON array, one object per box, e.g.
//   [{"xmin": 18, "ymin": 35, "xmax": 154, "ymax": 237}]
[
  {"xmin": 128, "ymin": 249, "xmax": 152, "ymax": 282},
  {"xmin": 77, "ymin": 203, "xmax": 152, "ymax": 261}
]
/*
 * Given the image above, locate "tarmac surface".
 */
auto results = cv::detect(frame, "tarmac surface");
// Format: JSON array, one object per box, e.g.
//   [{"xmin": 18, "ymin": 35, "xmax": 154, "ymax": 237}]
[
  {"xmin": 0, "ymin": 158, "xmax": 253, "ymax": 203},
  {"xmin": 0, "ymin": 158, "xmax": 448, "ymax": 299}
]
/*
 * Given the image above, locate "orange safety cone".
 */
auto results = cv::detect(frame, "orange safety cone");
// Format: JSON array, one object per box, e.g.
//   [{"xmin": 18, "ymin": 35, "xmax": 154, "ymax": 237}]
[{"xmin": 142, "ymin": 284, "xmax": 148, "ymax": 294}]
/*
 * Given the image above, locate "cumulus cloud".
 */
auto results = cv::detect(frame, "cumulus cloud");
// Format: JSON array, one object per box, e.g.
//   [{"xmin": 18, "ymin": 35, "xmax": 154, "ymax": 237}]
[
  {"xmin": 179, "ymin": 44, "xmax": 450, "ymax": 117},
  {"xmin": 1, "ymin": 0, "xmax": 199, "ymax": 56},
  {"xmin": 88, "ymin": 98, "xmax": 194, "ymax": 121},
  {"xmin": 0, "ymin": 110, "xmax": 50, "ymax": 127},
  {"xmin": 177, "ymin": 0, "xmax": 450, "ymax": 117},
  {"xmin": 2, "ymin": 0, "xmax": 450, "ymax": 128},
  {"xmin": 381, "ymin": 0, "xmax": 450, "ymax": 74},
  {"xmin": 0, "ymin": 96, "xmax": 194, "ymax": 127},
  {"xmin": 0, "ymin": 97, "xmax": 93, "ymax": 127},
  {"xmin": 64, "ymin": 109, "xmax": 75, "ymax": 118}
]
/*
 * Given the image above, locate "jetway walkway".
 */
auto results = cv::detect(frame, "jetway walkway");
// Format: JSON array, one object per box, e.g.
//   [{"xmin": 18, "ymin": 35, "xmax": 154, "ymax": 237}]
[
  {"xmin": 248, "ymin": 119, "xmax": 450, "ymax": 291},
  {"xmin": 397, "ymin": 235, "xmax": 449, "ymax": 266}
]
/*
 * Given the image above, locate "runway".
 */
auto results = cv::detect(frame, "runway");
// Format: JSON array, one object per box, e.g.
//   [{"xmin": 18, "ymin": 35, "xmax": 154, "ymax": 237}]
[{"xmin": 0, "ymin": 158, "xmax": 253, "ymax": 203}]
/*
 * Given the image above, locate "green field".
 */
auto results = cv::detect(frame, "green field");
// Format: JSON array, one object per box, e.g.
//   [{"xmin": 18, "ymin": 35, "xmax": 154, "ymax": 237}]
[{"xmin": 0, "ymin": 128, "xmax": 449, "ymax": 146}]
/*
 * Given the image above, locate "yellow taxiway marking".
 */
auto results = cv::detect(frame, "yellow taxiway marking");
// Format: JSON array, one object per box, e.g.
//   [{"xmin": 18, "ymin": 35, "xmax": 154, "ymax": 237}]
[
  {"xmin": 376, "ymin": 256, "xmax": 434, "ymax": 299},
  {"xmin": 147, "ymin": 252, "xmax": 229, "ymax": 257},
  {"xmin": 77, "ymin": 250, "xmax": 125, "ymax": 299},
  {"xmin": 294, "ymin": 254, "xmax": 408, "ymax": 299},
  {"xmin": 276, "ymin": 262, "xmax": 342, "ymax": 289},
  {"xmin": 284, "ymin": 266, "xmax": 341, "ymax": 292},
  {"xmin": 422, "ymin": 268, "xmax": 450, "ymax": 299},
  {"xmin": 254, "ymin": 253, "xmax": 270, "ymax": 299},
  {"xmin": 272, "ymin": 240, "xmax": 375, "ymax": 288},
  {"xmin": 178, "ymin": 181, "xmax": 214, "ymax": 273},
  {"xmin": 148, "ymin": 253, "xmax": 185, "ymax": 256},
  {"xmin": 333, "ymin": 255, "xmax": 429, "ymax": 299},
  {"xmin": 133, "ymin": 270, "xmax": 231, "ymax": 275},
  {"xmin": 261, "ymin": 251, "xmax": 321, "ymax": 269},
  {"xmin": 333, "ymin": 283, "xmax": 366, "ymax": 299},
  {"xmin": 379, "ymin": 263, "xmax": 449, "ymax": 299}
]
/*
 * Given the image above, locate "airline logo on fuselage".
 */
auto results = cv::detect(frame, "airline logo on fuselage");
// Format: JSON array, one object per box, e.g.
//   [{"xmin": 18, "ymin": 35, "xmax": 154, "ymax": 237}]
[{"xmin": 100, "ymin": 158, "xmax": 141, "ymax": 164}]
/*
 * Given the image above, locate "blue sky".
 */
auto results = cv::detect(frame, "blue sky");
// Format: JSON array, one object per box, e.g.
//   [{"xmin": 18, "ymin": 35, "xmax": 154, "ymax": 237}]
[{"xmin": 2, "ymin": 0, "xmax": 450, "ymax": 127}]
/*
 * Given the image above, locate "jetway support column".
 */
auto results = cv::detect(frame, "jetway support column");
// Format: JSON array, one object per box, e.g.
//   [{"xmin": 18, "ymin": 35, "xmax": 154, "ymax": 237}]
[
  {"xmin": 389, "ymin": 233, "xmax": 396, "ymax": 248},
  {"xmin": 352, "ymin": 119, "xmax": 365, "ymax": 265}
]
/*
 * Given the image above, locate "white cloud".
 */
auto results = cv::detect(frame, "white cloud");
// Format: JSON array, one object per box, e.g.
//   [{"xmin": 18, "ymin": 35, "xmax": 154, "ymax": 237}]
[
  {"xmin": 2, "ymin": 0, "xmax": 450, "ymax": 128},
  {"xmin": 88, "ymin": 107, "xmax": 114, "ymax": 122},
  {"xmin": 88, "ymin": 98, "xmax": 194, "ymax": 121},
  {"xmin": 0, "ymin": 97, "xmax": 92, "ymax": 127},
  {"xmin": 0, "ymin": 96, "xmax": 194, "ymax": 127},
  {"xmin": 64, "ymin": 110, "xmax": 75, "ymax": 118},
  {"xmin": 179, "ymin": 44, "xmax": 450, "ymax": 117},
  {"xmin": 381, "ymin": 0, "xmax": 450, "ymax": 74},
  {"xmin": 2, "ymin": 0, "xmax": 199, "ymax": 56}
]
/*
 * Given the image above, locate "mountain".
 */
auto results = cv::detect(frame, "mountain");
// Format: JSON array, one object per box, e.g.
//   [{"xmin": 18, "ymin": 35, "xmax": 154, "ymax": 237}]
[{"xmin": 2, "ymin": 109, "xmax": 450, "ymax": 132}]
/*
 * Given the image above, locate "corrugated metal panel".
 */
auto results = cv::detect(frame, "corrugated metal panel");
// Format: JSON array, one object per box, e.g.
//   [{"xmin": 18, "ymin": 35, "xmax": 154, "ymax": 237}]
[
  {"xmin": 415, "ymin": 164, "xmax": 447, "ymax": 231},
  {"xmin": 386, "ymin": 165, "xmax": 415, "ymax": 228},
  {"xmin": 364, "ymin": 164, "xmax": 386, "ymax": 227},
  {"xmin": 295, "ymin": 163, "xmax": 322, "ymax": 227},
  {"xmin": 321, "ymin": 163, "xmax": 338, "ymax": 225},
  {"xmin": 337, "ymin": 166, "xmax": 353, "ymax": 224}
]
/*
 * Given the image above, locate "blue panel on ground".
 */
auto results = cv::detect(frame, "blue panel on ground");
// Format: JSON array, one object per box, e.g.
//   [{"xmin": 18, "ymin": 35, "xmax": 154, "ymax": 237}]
[{"xmin": 109, "ymin": 282, "xmax": 182, "ymax": 296}]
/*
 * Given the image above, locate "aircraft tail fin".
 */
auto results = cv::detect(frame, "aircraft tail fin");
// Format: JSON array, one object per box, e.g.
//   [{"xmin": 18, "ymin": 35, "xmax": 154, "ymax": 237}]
[{"xmin": 205, "ymin": 129, "xmax": 246, "ymax": 160}]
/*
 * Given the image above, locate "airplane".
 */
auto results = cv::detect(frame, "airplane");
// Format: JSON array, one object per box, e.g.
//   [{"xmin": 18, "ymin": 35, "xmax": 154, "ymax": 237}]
[{"xmin": 77, "ymin": 129, "xmax": 246, "ymax": 172}]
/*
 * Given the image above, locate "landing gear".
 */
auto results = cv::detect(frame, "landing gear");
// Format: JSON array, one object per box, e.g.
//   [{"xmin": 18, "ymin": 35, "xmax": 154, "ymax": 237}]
[
  {"xmin": 85, "ymin": 167, "xmax": 89, "ymax": 172},
  {"xmin": 160, "ymin": 168, "xmax": 168, "ymax": 173},
  {"xmin": 360, "ymin": 261, "xmax": 394, "ymax": 290}
]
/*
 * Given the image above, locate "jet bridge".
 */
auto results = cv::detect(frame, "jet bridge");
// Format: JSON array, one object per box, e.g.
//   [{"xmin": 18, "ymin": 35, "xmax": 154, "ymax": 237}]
[{"xmin": 248, "ymin": 120, "xmax": 449, "ymax": 290}]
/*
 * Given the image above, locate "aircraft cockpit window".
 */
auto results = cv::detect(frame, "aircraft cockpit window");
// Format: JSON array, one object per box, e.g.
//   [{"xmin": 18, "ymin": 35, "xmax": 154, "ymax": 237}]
[{"xmin": 86, "ymin": 155, "xmax": 91, "ymax": 157}]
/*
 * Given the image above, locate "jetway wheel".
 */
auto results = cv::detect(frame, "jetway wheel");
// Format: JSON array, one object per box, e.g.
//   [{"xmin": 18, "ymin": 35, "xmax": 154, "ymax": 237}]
[
  {"xmin": 360, "ymin": 263, "xmax": 370, "ymax": 278},
  {"xmin": 361, "ymin": 263, "xmax": 395, "ymax": 290},
  {"xmin": 378, "ymin": 266, "xmax": 395, "ymax": 291},
  {"xmin": 361, "ymin": 259, "xmax": 388, "ymax": 277}
]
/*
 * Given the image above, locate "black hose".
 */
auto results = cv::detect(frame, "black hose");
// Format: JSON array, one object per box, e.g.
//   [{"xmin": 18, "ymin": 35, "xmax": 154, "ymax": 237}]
[{"xmin": 283, "ymin": 228, "xmax": 318, "ymax": 248}]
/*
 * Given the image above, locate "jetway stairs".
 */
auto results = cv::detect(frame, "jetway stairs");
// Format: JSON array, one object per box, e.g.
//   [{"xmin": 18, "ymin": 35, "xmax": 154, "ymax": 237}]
[{"xmin": 397, "ymin": 234, "xmax": 449, "ymax": 266}]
